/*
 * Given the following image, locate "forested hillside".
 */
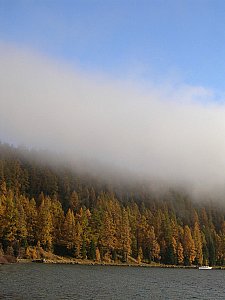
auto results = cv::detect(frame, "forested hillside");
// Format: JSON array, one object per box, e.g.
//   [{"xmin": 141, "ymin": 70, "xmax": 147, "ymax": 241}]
[{"xmin": 0, "ymin": 142, "xmax": 225, "ymax": 266}]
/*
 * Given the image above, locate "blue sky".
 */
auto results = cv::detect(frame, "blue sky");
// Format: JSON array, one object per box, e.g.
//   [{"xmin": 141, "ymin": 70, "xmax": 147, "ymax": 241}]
[
  {"xmin": 2, "ymin": 1, "xmax": 225, "ymax": 192},
  {"xmin": 1, "ymin": 0, "xmax": 225, "ymax": 93}
]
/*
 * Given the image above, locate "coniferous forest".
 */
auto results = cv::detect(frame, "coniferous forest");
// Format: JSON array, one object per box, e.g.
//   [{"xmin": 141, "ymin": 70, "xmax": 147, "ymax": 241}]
[{"xmin": 1, "ymin": 142, "xmax": 225, "ymax": 266}]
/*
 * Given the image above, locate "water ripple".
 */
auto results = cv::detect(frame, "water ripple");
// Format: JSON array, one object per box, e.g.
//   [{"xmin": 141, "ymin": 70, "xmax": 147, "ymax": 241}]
[{"xmin": 0, "ymin": 264, "xmax": 225, "ymax": 299}]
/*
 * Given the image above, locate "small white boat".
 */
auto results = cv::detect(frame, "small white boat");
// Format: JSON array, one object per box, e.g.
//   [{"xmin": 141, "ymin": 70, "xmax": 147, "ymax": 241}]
[{"xmin": 199, "ymin": 266, "xmax": 212, "ymax": 270}]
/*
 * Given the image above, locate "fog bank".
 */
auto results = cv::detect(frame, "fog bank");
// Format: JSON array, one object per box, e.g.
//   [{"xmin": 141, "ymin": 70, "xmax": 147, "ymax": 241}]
[{"xmin": 1, "ymin": 44, "xmax": 225, "ymax": 198}]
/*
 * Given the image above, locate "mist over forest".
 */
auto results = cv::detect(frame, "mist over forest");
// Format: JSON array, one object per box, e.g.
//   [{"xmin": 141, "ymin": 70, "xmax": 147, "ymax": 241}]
[
  {"xmin": 1, "ymin": 142, "xmax": 225, "ymax": 266},
  {"xmin": 1, "ymin": 45, "xmax": 225, "ymax": 267},
  {"xmin": 1, "ymin": 45, "xmax": 225, "ymax": 199}
]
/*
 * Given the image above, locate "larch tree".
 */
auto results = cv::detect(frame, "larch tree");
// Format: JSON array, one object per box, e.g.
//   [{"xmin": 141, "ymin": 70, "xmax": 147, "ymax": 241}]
[
  {"xmin": 193, "ymin": 221, "xmax": 203, "ymax": 266},
  {"xmin": 120, "ymin": 208, "xmax": 131, "ymax": 262},
  {"xmin": 25, "ymin": 198, "xmax": 38, "ymax": 245},
  {"xmin": 177, "ymin": 242, "xmax": 184, "ymax": 265},
  {"xmin": 62, "ymin": 209, "xmax": 76, "ymax": 252},
  {"xmin": 15, "ymin": 195, "xmax": 28, "ymax": 247},
  {"xmin": 74, "ymin": 220, "xmax": 82, "ymax": 258},
  {"xmin": 183, "ymin": 225, "xmax": 196, "ymax": 265},
  {"xmin": 69, "ymin": 191, "xmax": 80, "ymax": 212},
  {"xmin": 37, "ymin": 197, "xmax": 53, "ymax": 250},
  {"xmin": 1, "ymin": 191, "xmax": 18, "ymax": 248},
  {"xmin": 100, "ymin": 211, "xmax": 116, "ymax": 259},
  {"xmin": 51, "ymin": 198, "xmax": 65, "ymax": 246}
]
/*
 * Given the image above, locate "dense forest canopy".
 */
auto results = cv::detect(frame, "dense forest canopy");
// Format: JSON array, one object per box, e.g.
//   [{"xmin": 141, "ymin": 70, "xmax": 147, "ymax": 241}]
[{"xmin": 1, "ymin": 142, "xmax": 225, "ymax": 266}]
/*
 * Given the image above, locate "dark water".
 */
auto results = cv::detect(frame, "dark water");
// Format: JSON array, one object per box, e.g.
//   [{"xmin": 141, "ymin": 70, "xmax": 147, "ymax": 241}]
[{"xmin": 0, "ymin": 264, "xmax": 224, "ymax": 299}]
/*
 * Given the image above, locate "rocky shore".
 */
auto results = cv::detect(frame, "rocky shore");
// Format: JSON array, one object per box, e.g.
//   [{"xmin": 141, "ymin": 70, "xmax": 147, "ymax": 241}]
[{"xmin": 0, "ymin": 255, "xmax": 17, "ymax": 264}]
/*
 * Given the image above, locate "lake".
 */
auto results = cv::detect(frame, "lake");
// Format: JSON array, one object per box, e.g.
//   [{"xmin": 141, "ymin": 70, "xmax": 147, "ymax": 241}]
[{"xmin": 0, "ymin": 263, "xmax": 224, "ymax": 299}]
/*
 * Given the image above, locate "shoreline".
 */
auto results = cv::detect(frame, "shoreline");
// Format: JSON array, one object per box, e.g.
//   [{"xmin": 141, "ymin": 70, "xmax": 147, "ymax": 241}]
[
  {"xmin": 17, "ymin": 258, "xmax": 225, "ymax": 269},
  {"xmin": 2, "ymin": 255, "xmax": 224, "ymax": 269}
]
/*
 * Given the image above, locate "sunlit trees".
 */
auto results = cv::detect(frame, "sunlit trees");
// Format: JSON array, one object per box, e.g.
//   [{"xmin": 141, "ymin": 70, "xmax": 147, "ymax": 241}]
[
  {"xmin": 99, "ymin": 211, "xmax": 116, "ymax": 260},
  {"xmin": 183, "ymin": 225, "xmax": 196, "ymax": 265},
  {"xmin": 51, "ymin": 198, "xmax": 65, "ymax": 246},
  {"xmin": 193, "ymin": 221, "xmax": 203, "ymax": 265},
  {"xmin": 37, "ymin": 197, "xmax": 53, "ymax": 250},
  {"xmin": 62, "ymin": 209, "xmax": 76, "ymax": 253},
  {"xmin": 0, "ymin": 184, "xmax": 223, "ymax": 266},
  {"xmin": 120, "ymin": 208, "xmax": 131, "ymax": 261},
  {"xmin": 1, "ymin": 191, "xmax": 18, "ymax": 249},
  {"xmin": 25, "ymin": 198, "xmax": 38, "ymax": 245},
  {"xmin": 177, "ymin": 242, "xmax": 184, "ymax": 265},
  {"xmin": 1, "ymin": 142, "xmax": 225, "ymax": 267}
]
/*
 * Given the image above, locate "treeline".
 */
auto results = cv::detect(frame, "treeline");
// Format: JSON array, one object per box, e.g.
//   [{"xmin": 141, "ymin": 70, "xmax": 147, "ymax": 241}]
[{"xmin": 1, "ymin": 142, "xmax": 225, "ymax": 266}]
